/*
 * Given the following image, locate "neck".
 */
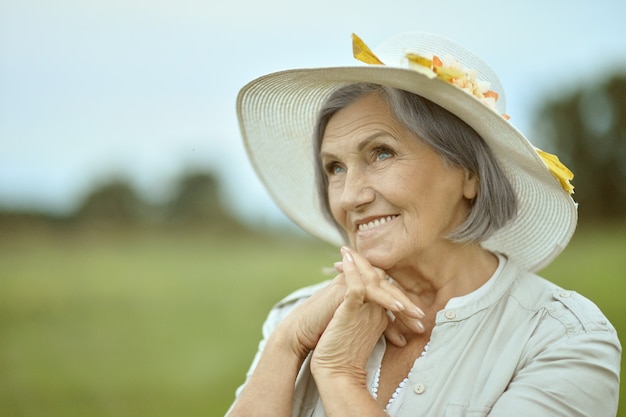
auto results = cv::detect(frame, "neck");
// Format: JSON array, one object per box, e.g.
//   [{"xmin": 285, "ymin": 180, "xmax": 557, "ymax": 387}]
[{"xmin": 385, "ymin": 244, "xmax": 498, "ymax": 309}]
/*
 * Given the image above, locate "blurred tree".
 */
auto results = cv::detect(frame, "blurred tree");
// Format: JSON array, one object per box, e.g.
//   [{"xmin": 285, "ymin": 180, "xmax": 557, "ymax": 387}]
[
  {"xmin": 534, "ymin": 74, "xmax": 626, "ymax": 219},
  {"xmin": 168, "ymin": 172, "xmax": 238, "ymax": 227},
  {"xmin": 76, "ymin": 180, "xmax": 147, "ymax": 225},
  {"xmin": 24, "ymin": 172, "xmax": 248, "ymax": 232}
]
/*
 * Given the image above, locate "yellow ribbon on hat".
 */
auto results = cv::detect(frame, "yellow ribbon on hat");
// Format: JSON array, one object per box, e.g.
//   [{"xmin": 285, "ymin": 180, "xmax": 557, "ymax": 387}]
[
  {"xmin": 352, "ymin": 33, "xmax": 384, "ymax": 65},
  {"xmin": 536, "ymin": 149, "xmax": 575, "ymax": 195}
]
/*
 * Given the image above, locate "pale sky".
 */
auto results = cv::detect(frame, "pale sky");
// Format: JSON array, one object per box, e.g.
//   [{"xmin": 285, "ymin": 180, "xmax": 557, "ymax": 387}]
[{"xmin": 1, "ymin": 0, "xmax": 625, "ymax": 225}]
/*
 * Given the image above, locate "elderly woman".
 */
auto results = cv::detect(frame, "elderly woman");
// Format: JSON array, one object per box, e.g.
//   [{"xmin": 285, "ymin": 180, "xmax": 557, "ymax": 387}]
[{"xmin": 226, "ymin": 33, "xmax": 621, "ymax": 417}]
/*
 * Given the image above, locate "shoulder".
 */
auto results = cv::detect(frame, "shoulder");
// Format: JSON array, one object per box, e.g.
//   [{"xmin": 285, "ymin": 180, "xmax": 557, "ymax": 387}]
[
  {"xmin": 498, "ymin": 262, "xmax": 621, "ymax": 375},
  {"xmin": 498, "ymin": 263, "xmax": 620, "ymax": 398},
  {"xmin": 260, "ymin": 280, "xmax": 331, "ymax": 337},
  {"xmin": 506, "ymin": 265, "xmax": 615, "ymax": 337},
  {"xmin": 275, "ymin": 280, "xmax": 332, "ymax": 309}
]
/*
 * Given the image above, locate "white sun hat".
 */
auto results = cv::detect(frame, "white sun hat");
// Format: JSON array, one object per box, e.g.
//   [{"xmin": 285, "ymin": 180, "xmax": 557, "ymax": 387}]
[{"xmin": 236, "ymin": 32, "xmax": 577, "ymax": 272}]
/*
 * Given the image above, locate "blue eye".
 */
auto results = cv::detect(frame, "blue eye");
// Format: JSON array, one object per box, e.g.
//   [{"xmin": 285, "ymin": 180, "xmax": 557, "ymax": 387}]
[
  {"xmin": 332, "ymin": 165, "xmax": 345, "ymax": 174},
  {"xmin": 324, "ymin": 162, "xmax": 345, "ymax": 176},
  {"xmin": 375, "ymin": 148, "xmax": 394, "ymax": 161}
]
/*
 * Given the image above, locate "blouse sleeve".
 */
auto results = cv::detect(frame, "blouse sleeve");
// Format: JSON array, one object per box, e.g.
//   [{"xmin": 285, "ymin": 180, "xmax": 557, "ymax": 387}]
[{"xmin": 230, "ymin": 280, "xmax": 331, "ymax": 399}]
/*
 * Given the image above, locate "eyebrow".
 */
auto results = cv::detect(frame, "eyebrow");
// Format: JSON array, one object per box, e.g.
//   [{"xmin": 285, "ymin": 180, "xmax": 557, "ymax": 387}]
[{"xmin": 319, "ymin": 131, "xmax": 396, "ymax": 160}]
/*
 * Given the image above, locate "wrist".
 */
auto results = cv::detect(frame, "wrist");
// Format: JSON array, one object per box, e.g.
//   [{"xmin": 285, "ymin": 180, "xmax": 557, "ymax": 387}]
[
  {"xmin": 313, "ymin": 370, "xmax": 383, "ymax": 417},
  {"xmin": 271, "ymin": 321, "xmax": 311, "ymax": 363},
  {"xmin": 311, "ymin": 363, "xmax": 368, "ymax": 388}
]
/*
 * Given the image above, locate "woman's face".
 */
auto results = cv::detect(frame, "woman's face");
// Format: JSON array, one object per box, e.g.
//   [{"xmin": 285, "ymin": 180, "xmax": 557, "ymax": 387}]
[{"xmin": 320, "ymin": 93, "xmax": 478, "ymax": 270}]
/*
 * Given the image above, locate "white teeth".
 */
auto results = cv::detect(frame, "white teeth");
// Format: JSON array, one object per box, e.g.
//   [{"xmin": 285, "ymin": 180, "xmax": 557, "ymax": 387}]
[{"xmin": 358, "ymin": 215, "xmax": 397, "ymax": 231}]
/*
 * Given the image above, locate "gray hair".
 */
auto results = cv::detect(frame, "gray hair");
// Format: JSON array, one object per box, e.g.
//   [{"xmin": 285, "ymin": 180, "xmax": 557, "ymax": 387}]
[{"xmin": 313, "ymin": 83, "xmax": 518, "ymax": 244}]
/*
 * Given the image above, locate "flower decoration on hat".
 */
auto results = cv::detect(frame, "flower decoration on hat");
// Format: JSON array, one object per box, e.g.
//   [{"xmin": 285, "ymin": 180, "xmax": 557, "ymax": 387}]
[
  {"xmin": 351, "ymin": 33, "xmax": 575, "ymax": 196},
  {"xmin": 352, "ymin": 33, "xmax": 507, "ymax": 118}
]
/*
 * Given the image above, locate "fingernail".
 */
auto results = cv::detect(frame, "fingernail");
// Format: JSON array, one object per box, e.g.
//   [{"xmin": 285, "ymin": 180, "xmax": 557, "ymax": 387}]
[
  {"xmin": 416, "ymin": 307, "xmax": 426, "ymax": 318},
  {"xmin": 341, "ymin": 247, "xmax": 354, "ymax": 263},
  {"xmin": 334, "ymin": 261, "xmax": 343, "ymax": 271},
  {"xmin": 394, "ymin": 300, "xmax": 406, "ymax": 311},
  {"xmin": 416, "ymin": 320, "xmax": 425, "ymax": 333}
]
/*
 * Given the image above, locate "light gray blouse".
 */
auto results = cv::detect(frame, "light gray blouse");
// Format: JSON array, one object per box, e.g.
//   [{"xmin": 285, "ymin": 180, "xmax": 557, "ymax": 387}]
[{"xmin": 230, "ymin": 256, "xmax": 621, "ymax": 417}]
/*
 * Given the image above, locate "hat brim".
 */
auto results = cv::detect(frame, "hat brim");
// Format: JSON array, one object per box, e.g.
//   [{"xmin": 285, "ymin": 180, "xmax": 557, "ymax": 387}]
[{"xmin": 237, "ymin": 66, "xmax": 577, "ymax": 272}]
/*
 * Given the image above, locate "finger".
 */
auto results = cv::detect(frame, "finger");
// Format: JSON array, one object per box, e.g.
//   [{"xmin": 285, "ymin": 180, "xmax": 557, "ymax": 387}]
[
  {"xmin": 341, "ymin": 247, "xmax": 426, "ymax": 333},
  {"xmin": 342, "ymin": 247, "xmax": 425, "ymax": 319},
  {"xmin": 341, "ymin": 248, "xmax": 365, "ymax": 304},
  {"xmin": 343, "ymin": 247, "xmax": 386, "ymax": 283},
  {"xmin": 378, "ymin": 280, "xmax": 425, "ymax": 319},
  {"xmin": 384, "ymin": 322, "xmax": 408, "ymax": 347},
  {"xmin": 397, "ymin": 314, "xmax": 426, "ymax": 333}
]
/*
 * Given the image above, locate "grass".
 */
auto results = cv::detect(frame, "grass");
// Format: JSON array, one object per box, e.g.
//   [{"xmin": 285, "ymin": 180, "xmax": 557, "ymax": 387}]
[{"xmin": 0, "ymin": 223, "xmax": 623, "ymax": 416}]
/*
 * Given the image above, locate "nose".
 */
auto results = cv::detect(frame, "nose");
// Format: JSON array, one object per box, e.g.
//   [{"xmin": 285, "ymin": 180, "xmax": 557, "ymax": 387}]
[{"xmin": 340, "ymin": 169, "xmax": 375, "ymax": 211}]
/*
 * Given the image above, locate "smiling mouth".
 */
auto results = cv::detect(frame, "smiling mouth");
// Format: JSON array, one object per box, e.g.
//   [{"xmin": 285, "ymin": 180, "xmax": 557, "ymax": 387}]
[{"xmin": 357, "ymin": 215, "xmax": 398, "ymax": 232}]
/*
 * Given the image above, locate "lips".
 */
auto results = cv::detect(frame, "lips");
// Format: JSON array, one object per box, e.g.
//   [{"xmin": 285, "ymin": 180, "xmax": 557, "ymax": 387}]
[{"xmin": 356, "ymin": 215, "xmax": 399, "ymax": 232}]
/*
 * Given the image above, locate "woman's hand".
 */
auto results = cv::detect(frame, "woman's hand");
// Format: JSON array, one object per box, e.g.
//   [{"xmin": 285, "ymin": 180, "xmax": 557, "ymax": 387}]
[
  {"xmin": 229, "ymin": 247, "xmax": 426, "ymax": 417},
  {"xmin": 310, "ymin": 247, "xmax": 425, "ymax": 378},
  {"xmin": 274, "ymin": 274, "xmax": 347, "ymax": 360},
  {"xmin": 310, "ymin": 247, "xmax": 387, "ymax": 382},
  {"xmin": 275, "ymin": 247, "xmax": 425, "ymax": 361},
  {"xmin": 333, "ymin": 247, "xmax": 426, "ymax": 347},
  {"xmin": 275, "ymin": 245, "xmax": 426, "ymax": 365},
  {"xmin": 308, "ymin": 247, "xmax": 426, "ymax": 416}
]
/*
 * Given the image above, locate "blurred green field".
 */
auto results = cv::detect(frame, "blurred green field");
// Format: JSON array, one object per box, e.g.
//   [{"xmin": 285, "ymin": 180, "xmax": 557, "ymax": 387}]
[{"xmin": 0, "ymin": 223, "xmax": 624, "ymax": 417}]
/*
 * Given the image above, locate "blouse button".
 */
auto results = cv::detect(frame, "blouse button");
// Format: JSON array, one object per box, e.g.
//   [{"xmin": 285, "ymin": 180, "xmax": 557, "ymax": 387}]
[
  {"xmin": 414, "ymin": 383, "xmax": 426, "ymax": 394},
  {"xmin": 445, "ymin": 310, "xmax": 456, "ymax": 320},
  {"xmin": 559, "ymin": 291, "xmax": 571, "ymax": 298}
]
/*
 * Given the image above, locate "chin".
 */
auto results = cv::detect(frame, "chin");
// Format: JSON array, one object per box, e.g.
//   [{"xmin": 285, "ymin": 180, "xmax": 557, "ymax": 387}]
[{"xmin": 359, "ymin": 247, "xmax": 395, "ymax": 271}]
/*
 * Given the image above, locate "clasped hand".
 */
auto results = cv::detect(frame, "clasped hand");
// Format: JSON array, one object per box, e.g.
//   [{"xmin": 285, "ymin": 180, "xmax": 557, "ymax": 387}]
[{"xmin": 278, "ymin": 246, "xmax": 426, "ymax": 384}]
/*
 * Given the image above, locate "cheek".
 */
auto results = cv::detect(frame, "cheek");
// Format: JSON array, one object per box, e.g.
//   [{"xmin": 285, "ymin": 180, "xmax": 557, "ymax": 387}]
[{"xmin": 327, "ymin": 189, "xmax": 344, "ymax": 225}]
